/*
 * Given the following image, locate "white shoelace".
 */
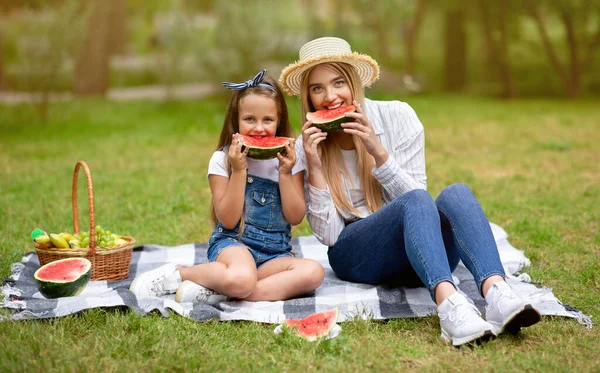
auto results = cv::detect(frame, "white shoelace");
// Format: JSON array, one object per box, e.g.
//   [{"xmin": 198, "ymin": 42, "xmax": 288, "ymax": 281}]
[
  {"xmin": 440, "ymin": 301, "xmax": 482, "ymax": 326},
  {"xmin": 150, "ymin": 276, "xmax": 167, "ymax": 296},
  {"xmin": 495, "ymin": 287, "xmax": 519, "ymax": 315},
  {"xmin": 195, "ymin": 288, "xmax": 219, "ymax": 302}
]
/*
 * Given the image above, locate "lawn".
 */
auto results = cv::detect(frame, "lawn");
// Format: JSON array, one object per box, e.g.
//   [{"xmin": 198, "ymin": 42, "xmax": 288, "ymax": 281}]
[{"xmin": 0, "ymin": 95, "xmax": 598, "ymax": 372}]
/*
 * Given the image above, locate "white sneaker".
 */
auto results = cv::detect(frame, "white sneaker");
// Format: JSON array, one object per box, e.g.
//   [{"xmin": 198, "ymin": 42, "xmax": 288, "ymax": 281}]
[
  {"xmin": 175, "ymin": 280, "xmax": 227, "ymax": 304},
  {"xmin": 129, "ymin": 263, "xmax": 182, "ymax": 298},
  {"xmin": 485, "ymin": 281, "xmax": 541, "ymax": 334},
  {"xmin": 438, "ymin": 291, "xmax": 495, "ymax": 346}
]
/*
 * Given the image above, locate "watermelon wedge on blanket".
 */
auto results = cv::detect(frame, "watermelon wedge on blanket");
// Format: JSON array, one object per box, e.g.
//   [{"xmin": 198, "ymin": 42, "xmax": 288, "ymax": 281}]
[
  {"xmin": 34, "ymin": 258, "xmax": 92, "ymax": 299},
  {"xmin": 284, "ymin": 308, "xmax": 339, "ymax": 341},
  {"xmin": 306, "ymin": 105, "xmax": 355, "ymax": 132},
  {"xmin": 240, "ymin": 135, "xmax": 288, "ymax": 160}
]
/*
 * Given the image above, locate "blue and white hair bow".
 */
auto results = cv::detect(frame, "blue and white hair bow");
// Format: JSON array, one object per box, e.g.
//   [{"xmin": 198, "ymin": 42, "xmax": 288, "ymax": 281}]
[{"xmin": 222, "ymin": 69, "xmax": 276, "ymax": 92}]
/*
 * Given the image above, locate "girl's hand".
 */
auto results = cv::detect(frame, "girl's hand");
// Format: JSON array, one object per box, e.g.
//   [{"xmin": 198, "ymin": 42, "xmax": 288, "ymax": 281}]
[
  {"xmin": 277, "ymin": 138, "xmax": 296, "ymax": 174},
  {"xmin": 302, "ymin": 119, "xmax": 327, "ymax": 170},
  {"xmin": 342, "ymin": 100, "xmax": 388, "ymax": 165},
  {"xmin": 228, "ymin": 133, "xmax": 249, "ymax": 172}
]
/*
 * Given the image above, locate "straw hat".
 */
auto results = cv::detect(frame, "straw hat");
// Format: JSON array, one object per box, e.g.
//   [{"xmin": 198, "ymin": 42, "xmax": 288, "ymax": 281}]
[{"xmin": 279, "ymin": 37, "xmax": 380, "ymax": 96}]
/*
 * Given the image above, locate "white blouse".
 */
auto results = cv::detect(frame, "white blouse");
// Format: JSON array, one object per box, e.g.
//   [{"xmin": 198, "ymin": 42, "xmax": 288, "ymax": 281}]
[{"xmin": 295, "ymin": 98, "xmax": 427, "ymax": 246}]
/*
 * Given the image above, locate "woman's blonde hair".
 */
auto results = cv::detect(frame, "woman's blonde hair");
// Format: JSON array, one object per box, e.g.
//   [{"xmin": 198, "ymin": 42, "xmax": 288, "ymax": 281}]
[
  {"xmin": 301, "ymin": 62, "xmax": 382, "ymax": 215},
  {"xmin": 210, "ymin": 76, "xmax": 292, "ymax": 228}
]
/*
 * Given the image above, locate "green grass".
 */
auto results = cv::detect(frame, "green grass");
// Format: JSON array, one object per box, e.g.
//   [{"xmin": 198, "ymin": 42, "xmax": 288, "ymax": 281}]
[{"xmin": 1, "ymin": 95, "xmax": 599, "ymax": 372}]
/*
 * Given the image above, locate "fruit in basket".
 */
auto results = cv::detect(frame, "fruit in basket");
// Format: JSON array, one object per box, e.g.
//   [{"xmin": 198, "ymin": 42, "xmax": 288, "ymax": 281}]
[
  {"xmin": 68, "ymin": 239, "xmax": 82, "ymax": 249},
  {"xmin": 49, "ymin": 233, "xmax": 70, "ymax": 248},
  {"xmin": 34, "ymin": 258, "xmax": 92, "ymax": 298},
  {"xmin": 59, "ymin": 232, "xmax": 76, "ymax": 242},
  {"xmin": 31, "ymin": 229, "xmax": 52, "ymax": 246},
  {"xmin": 31, "ymin": 226, "xmax": 129, "ymax": 249}
]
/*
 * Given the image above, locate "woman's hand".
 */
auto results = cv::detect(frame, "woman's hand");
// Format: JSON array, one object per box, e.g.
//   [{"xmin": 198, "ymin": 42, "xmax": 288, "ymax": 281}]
[
  {"xmin": 342, "ymin": 100, "xmax": 389, "ymax": 166},
  {"xmin": 228, "ymin": 133, "xmax": 249, "ymax": 172},
  {"xmin": 302, "ymin": 119, "xmax": 327, "ymax": 171},
  {"xmin": 277, "ymin": 138, "xmax": 296, "ymax": 174}
]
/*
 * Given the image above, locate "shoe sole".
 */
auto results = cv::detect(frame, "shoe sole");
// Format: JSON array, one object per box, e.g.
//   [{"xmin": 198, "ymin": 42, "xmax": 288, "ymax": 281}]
[
  {"xmin": 442, "ymin": 328, "xmax": 495, "ymax": 347},
  {"xmin": 174, "ymin": 284, "xmax": 188, "ymax": 303},
  {"xmin": 503, "ymin": 305, "xmax": 541, "ymax": 334},
  {"xmin": 129, "ymin": 276, "xmax": 146, "ymax": 296}
]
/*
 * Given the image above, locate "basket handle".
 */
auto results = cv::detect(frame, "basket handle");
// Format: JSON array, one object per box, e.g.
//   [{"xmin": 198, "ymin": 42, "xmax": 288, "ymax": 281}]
[{"xmin": 72, "ymin": 160, "xmax": 97, "ymax": 255}]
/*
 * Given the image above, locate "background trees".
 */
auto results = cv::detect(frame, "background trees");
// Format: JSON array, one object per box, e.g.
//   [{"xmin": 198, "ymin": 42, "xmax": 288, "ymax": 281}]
[{"xmin": 1, "ymin": 0, "xmax": 598, "ymax": 100}]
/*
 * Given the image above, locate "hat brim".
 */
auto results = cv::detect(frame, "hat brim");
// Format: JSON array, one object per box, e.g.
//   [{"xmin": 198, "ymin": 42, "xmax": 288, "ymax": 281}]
[{"xmin": 279, "ymin": 52, "xmax": 380, "ymax": 96}]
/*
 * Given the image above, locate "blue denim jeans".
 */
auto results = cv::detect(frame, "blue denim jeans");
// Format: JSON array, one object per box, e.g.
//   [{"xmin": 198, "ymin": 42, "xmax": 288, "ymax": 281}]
[{"xmin": 328, "ymin": 184, "xmax": 505, "ymax": 301}]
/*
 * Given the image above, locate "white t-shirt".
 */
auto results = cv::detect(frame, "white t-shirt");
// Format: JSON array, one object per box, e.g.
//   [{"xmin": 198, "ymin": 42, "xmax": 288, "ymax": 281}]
[
  {"xmin": 207, "ymin": 150, "xmax": 305, "ymax": 182},
  {"xmin": 341, "ymin": 149, "xmax": 369, "ymax": 219}
]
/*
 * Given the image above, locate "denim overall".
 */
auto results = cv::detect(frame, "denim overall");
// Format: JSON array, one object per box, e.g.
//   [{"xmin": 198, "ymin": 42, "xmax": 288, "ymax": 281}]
[{"xmin": 207, "ymin": 174, "xmax": 293, "ymax": 267}]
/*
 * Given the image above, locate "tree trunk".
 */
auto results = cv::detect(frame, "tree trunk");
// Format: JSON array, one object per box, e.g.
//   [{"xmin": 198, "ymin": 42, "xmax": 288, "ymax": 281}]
[
  {"xmin": 497, "ymin": 1, "xmax": 515, "ymax": 98},
  {"xmin": 443, "ymin": 7, "xmax": 467, "ymax": 91},
  {"xmin": 108, "ymin": 0, "xmax": 127, "ymax": 55},
  {"xmin": 584, "ymin": 23, "xmax": 600, "ymax": 69},
  {"xmin": 376, "ymin": 23, "xmax": 391, "ymax": 65},
  {"xmin": 524, "ymin": 0, "xmax": 575, "ymax": 98},
  {"xmin": 403, "ymin": 0, "xmax": 427, "ymax": 76},
  {"xmin": 478, "ymin": 0, "xmax": 496, "ymax": 67},
  {"xmin": 560, "ymin": 8, "xmax": 581, "ymax": 98},
  {"xmin": 0, "ymin": 30, "xmax": 5, "ymax": 90},
  {"xmin": 74, "ymin": 0, "xmax": 113, "ymax": 96}
]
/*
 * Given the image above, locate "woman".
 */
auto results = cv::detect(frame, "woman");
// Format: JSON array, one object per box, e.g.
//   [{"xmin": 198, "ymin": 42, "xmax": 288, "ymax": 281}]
[{"xmin": 279, "ymin": 37, "xmax": 540, "ymax": 346}]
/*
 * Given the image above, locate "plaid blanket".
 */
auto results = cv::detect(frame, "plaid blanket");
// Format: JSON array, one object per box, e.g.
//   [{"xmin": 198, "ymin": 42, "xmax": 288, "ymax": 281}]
[{"xmin": 0, "ymin": 223, "xmax": 593, "ymax": 327}]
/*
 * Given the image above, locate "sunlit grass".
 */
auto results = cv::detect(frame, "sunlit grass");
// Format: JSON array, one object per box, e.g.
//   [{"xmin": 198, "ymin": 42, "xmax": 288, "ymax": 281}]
[{"xmin": 1, "ymin": 95, "xmax": 598, "ymax": 372}]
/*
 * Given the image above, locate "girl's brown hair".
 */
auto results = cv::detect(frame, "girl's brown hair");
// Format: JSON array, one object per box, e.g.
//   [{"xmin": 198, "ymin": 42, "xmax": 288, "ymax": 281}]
[
  {"xmin": 301, "ymin": 62, "xmax": 382, "ymax": 215},
  {"xmin": 210, "ymin": 76, "xmax": 292, "ymax": 227}
]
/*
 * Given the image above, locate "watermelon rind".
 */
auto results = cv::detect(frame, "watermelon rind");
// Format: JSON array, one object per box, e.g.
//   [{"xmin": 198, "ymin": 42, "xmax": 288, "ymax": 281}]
[
  {"xmin": 306, "ymin": 106, "xmax": 356, "ymax": 133},
  {"xmin": 241, "ymin": 136, "xmax": 288, "ymax": 160},
  {"xmin": 284, "ymin": 308, "xmax": 339, "ymax": 341},
  {"xmin": 34, "ymin": 258, "xmax": 92, "ymax": 299}
]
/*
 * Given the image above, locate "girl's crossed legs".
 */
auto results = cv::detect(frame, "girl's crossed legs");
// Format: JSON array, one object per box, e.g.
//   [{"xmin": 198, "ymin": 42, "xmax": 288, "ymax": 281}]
[{"xmin": 178, "ymin": 246, "xmax": 324, "ymax": 301}]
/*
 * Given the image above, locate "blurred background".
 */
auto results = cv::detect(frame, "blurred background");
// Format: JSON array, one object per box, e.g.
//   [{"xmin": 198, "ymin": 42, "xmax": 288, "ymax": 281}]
[{"xmin": 0, "ymin": 0, "xmax": 599, "ymax": 118}]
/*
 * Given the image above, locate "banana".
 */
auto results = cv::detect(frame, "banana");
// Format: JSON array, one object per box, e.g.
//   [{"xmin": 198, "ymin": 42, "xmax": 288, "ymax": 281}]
[
  {"xmin": 114, "ymin": 238, "xmax": 127, "ymax": 246},
  {"xmin": 68, "ymin": 239, "xmax": 81, "ymax": 249},
  {"xmin": 59, "ymin": 232, "xmax": 76, "ymax": 242},
  {"xmin": 34, "ymin": 234, "xmax": 52, "ymax": 247},
  {"xmin": 49, "ymin": 233, "xmax": 70, "ymax": 249},
  {"xmin": 31, "ymin": 228, "xmax": 53, "ymax": 247}
]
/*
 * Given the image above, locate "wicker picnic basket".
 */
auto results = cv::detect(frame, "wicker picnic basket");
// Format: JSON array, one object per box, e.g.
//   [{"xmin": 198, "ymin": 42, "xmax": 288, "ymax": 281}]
[{"xmin": 34, "ymin": 161, "xmax": 135, "ymax": 281}]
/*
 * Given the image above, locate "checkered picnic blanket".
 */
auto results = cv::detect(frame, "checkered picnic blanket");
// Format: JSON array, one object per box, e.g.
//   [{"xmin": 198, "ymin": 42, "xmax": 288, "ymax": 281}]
[{"xmin": 0, "ymin": 223, "xmax": 592, "ymax": 327}]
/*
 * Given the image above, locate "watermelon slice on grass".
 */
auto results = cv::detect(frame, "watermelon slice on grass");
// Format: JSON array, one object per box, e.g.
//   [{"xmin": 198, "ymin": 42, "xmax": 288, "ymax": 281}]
[
  {"xmin": 274, "ymin": 308, "xmax": 341, "ymax": 341},
  {"xmin": 306, "ymin": 105, "xmax": 356, "ymax": 132},
  {"xmin": 240, "ymin": 135, "xmax": 289, "ymax": 160},
  {"xmin": 34, "ymin": 257, "xmax": 92, "ymax": 299}
]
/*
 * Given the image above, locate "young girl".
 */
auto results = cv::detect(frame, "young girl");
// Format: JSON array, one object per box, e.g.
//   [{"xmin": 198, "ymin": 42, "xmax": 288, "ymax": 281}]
[
  {"xmin": 130, "ymin": 70, "xmax": 324, "ymax": 303},
  {"xmin": 280, "ymin": 37, "xmax": 540, "ymax": 346}
]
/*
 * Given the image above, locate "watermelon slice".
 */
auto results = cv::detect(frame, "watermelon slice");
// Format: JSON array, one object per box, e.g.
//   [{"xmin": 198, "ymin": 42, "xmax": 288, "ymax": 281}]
[
  {"xmin": 284, "ymin": 308, "xmax": 339, "ymax": 341},
  {"xmin": 240, "ymin": 135, "xmax": 289, "ymax": 160},
  {"xmin": 34, "ymin": 258, "xmax": 92, "ymax": 299},
  {"xmin": 306, "ymin": 105, "xmax": 355, "ymax": 132}
]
